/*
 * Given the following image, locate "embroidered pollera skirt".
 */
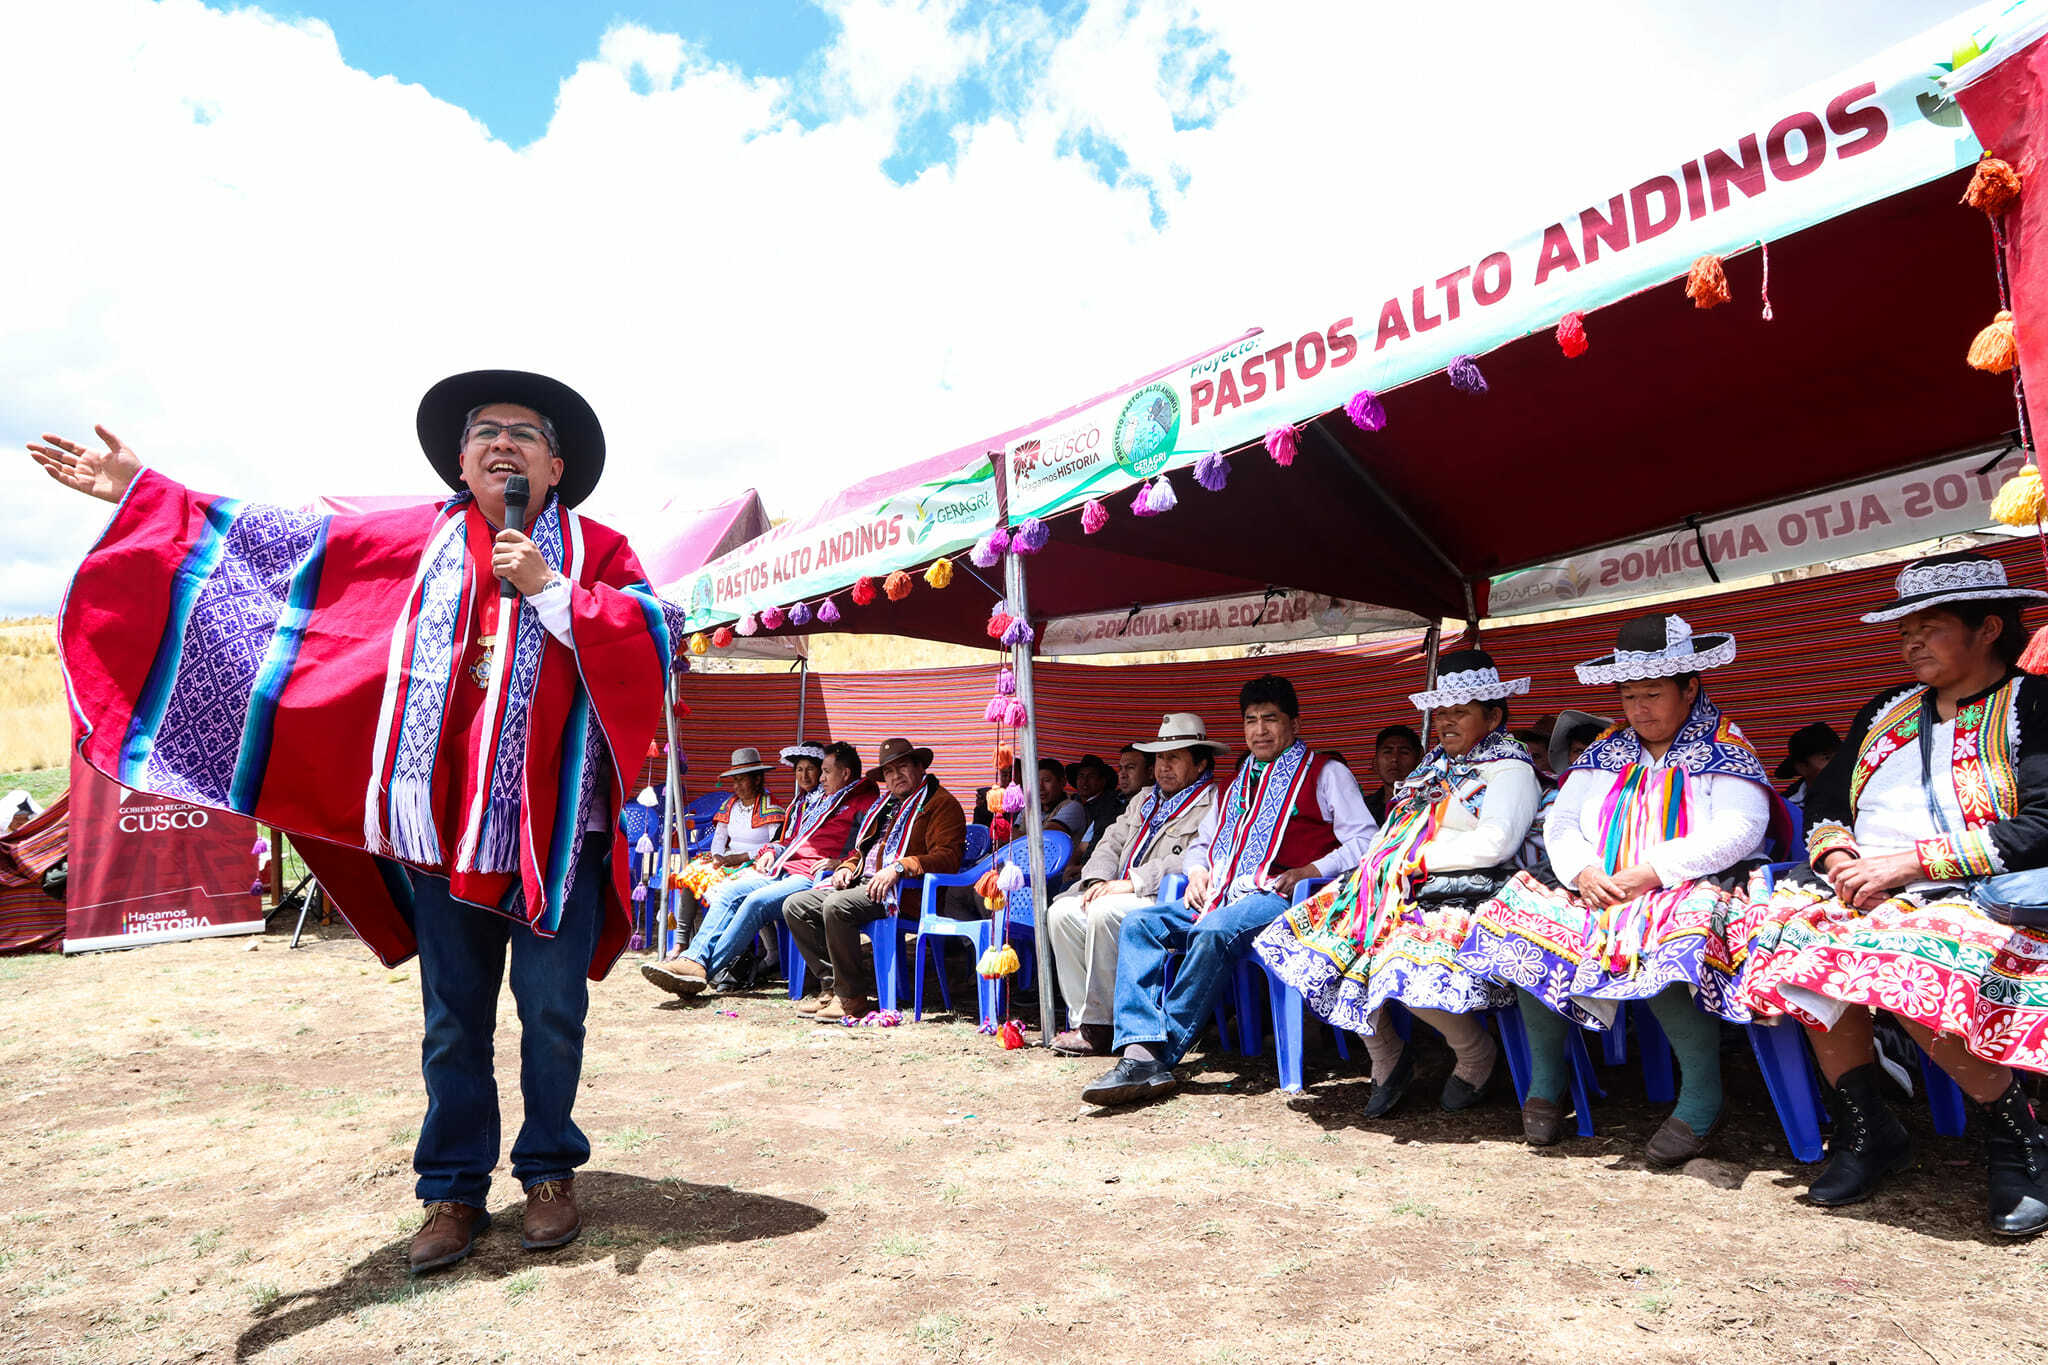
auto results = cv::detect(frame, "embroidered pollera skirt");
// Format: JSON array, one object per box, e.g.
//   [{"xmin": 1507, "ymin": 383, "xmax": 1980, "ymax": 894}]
[
  {"xmin": 1455, "ymin": 869, "xmax": 1764, "ymax": 1028},
  {"xmin": 1741, "ymin": 880, "xmax": 2048, "ymax": 1071},
  {"xmin": 1253, "ymin": 876, "xmax": 1512, "ymax": 1035}
]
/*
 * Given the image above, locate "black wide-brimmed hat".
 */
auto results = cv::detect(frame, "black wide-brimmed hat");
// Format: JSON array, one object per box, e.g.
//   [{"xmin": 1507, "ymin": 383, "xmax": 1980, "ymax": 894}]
[
  {"xmin": 1575, "ymin": 614, "xmax": 1735, "ymax": 685},
  {"xmin": 1774, "ymin": 722, "xmax": 1842, "ymax": 779},
  {"xmin": 1858, "ymin": 551, "xmax": 2048, "ymax": 623},
  {"xmin": 416, "ymin": 369, "xmax": 606, "ymax": 507},
  {"xmin": 1408, "ymin": 648, "xmax": 1531, "ymax": 711}
]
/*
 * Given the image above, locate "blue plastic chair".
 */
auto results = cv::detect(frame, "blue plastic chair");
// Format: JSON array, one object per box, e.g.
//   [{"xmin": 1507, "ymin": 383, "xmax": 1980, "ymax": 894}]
[
  {"xmin": 683, "ymin": 792, "xmax": 727, "ymax": 856},
  {"xmin": 617, "ymin": 800, "xmax": 665, "ymax": 947},
  {"xmin": 912, "ymin": 832, "xmax": 1073, "ymax": 1026},
  {"xmin": 963, "ymin": 824, "xmax": 992, "ymax": 866}
]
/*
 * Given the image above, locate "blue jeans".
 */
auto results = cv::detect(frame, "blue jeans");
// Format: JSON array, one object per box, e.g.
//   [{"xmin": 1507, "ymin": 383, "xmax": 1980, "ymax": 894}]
[
  {"xmin": 688, "ymin": 872, "xmax": 816, "ymax": 975},
  {"xmin": 410, "ymin": 842, "xmax": 607, "ymax": 1206},
  {"xmin": 683, "ymin": 871, "xmax": 772, "ymax": 962},
  {"xmin": 1111, "ymin": 891, "xmax": 1288, "ymax": 1066}
]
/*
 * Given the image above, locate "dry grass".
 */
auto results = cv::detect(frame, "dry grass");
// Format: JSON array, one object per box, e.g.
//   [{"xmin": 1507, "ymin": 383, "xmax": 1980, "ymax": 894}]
[{"xmin": 0, "ymin": 618, "xmax": 66, "ymax": 774}]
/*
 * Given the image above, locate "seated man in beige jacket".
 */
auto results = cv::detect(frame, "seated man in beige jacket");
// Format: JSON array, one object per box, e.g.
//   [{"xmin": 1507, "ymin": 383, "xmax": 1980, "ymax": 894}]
[{"xmin": 1048, "ymin": 713, "xmax": 1225, "ymax": 1056}]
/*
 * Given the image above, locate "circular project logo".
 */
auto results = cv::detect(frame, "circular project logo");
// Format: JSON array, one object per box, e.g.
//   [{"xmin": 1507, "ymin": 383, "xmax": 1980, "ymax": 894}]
[
  {"xmin": 1112, "ymin": 383, "xmax": 1181, "ymax": 479},
  {"xmin": 689, "ymin": 574, "xmax": 716, "ymax": 616}
]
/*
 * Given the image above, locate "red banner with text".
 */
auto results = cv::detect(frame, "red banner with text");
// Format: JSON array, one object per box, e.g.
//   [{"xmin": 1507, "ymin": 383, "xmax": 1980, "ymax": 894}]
[{"xmin": 63, "ymin": 755, "xmax": 267, "ymax": 953}]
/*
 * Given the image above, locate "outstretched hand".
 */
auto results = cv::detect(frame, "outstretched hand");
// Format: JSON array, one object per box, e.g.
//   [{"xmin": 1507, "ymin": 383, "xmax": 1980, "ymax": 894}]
[{"xmin": 27, "ymin": 426, "xmax": 142, "ymax": 503}]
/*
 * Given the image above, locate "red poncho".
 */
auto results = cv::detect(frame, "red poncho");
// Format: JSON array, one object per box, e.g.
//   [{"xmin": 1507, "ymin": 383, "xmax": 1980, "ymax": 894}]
[{"xmin": 61, "ymin": 469, "xmax": 678, "ymax": 979}]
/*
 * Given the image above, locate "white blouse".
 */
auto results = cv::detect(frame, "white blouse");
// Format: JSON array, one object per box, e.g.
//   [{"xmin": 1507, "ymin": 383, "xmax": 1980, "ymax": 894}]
[
  {"xmin": 1546, "ymin": 755, "xmax": 1769, "ymax": 890},
  {"xmin": 1412, "ymin": 759, "xmax": 1542, "ymax": 873},
  {"xmin": 710, "ymin": 797, "xmax": 781, "ymax": 857}
]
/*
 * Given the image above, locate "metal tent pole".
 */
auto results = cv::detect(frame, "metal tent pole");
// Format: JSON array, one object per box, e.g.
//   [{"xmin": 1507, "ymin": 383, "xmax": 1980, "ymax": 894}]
[
  {"xmin": 1002, "ymin": 549, "xmax": 1056, "ymax": 1046},
  {"xmin": 661, "ymin": 668, "xmax": 683, "ymax": 955},
  {"xmin": 1417, "ymin": 622, "xmax": 1442, "ymax": 744},
  {"xmin": 795, "ymin": 656, "xmax": 810, "ymax": 740}
]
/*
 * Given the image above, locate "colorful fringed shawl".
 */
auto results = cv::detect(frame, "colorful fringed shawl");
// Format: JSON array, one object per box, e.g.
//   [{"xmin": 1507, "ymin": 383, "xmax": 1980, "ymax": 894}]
[
  {"xmin": 770, "ymin": 783, "xmax": 857, "ymax": 876},
  {"xmin": 60, "ymin": 470, "xmax": 683, "ymax": 979}
]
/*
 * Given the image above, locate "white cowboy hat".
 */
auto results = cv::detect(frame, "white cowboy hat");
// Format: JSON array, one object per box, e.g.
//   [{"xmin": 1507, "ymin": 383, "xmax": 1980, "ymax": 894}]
[
  {"xmin": 718, "ymin": 747, "xmax": 775, "ymax": 778},
  {"xmin": 779, "ymin": 740, "xmax": 827, "ymax": 766},
  {"xmin": 1131, "ymin": 712, "xmax": 1230, "ymax": 757},
  {"xmin": 1859, "ymin": 551, "xmax": 2048, "ymax": 623}
]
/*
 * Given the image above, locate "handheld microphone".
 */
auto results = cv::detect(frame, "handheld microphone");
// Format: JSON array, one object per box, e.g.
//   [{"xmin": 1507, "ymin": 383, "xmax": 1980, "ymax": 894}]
[{"xmin": 500, "ymin": 474, "xmax": 531, "ymax": 599}]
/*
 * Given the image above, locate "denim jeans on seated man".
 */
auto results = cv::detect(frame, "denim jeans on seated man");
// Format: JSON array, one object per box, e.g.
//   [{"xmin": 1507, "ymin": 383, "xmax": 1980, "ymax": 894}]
[
  {"xmin": 681, "ymin": 870, "xmax": 774, "ymax": 965},
  {"xmin": 688, "ymin": 873, "xmax": 819, "ymax": 975},
  {"xmin": 410, "ymin": 842, "xmax": 608, "ymax": 1209},
  {"xmin": 1111, "ymin": 890, "xmax": 1289, "ymax": 1066}
]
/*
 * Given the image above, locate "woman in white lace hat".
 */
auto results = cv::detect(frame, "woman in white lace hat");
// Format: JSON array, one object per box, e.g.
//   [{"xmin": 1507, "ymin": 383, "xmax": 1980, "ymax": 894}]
[{"xmin": 1460, "ymin": 614, "xmax": 1786, "ymax": 1166}]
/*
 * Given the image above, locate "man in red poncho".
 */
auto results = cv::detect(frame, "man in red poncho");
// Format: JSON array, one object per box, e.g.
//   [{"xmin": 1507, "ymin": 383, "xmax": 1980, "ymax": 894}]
[{"xmin": 31, "ymin": 371, "xmax": 681, "ymax": 1272}]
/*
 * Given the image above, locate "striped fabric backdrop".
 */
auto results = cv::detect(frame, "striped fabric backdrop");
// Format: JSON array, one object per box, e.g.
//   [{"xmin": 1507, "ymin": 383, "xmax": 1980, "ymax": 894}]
[
  {"xmin": 668, "ymin": 540, "xmax": 2048, "ymax": 802},
  {"xmin": 0, "ymin": 796, "xmax": 70, "ymax": 954}
]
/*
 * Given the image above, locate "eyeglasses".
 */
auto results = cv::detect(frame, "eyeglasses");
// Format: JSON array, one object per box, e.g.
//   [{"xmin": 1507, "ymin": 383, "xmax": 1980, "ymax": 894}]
[{"xmin": 465, "ymin": 422, "xmax": 550, "ymax": 450}]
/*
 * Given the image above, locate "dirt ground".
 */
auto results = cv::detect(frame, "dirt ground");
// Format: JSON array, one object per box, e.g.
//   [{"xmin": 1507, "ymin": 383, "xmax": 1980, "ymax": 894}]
[{"xmin": 1, "ymin": 925, "xmax": 2043, "ymax": 1365}]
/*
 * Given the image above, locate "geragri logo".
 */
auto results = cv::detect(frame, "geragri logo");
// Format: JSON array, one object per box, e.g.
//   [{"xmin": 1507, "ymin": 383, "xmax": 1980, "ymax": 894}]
[
  {"xmin": 689, "ymin": 574, "xmax": 715, "ymax": 615},
  {"xmin": 1113, "ymin": 384, "xmax": 1180, "ymax": 479}
]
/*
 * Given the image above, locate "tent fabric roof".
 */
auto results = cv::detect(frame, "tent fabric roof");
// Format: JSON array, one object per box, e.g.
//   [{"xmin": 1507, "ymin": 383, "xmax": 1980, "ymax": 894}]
[{"xmin": 640, "ymin": 489, "xmax": 774, "ymax": 596}]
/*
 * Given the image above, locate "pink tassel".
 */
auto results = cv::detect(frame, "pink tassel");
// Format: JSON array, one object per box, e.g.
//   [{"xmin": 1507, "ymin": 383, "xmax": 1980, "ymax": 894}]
[
  {"xmin": 1556, "ymin": 311, "xmax": 1589, "ymax": 358},
  {"xmin": 1266, "ymin": 424, "xmax": 1301, "ymax": 463},
  {"xmin": 818, "ymin": 596, "xmax": 841, "ymax": 623},
  {"xmin": 735, "ymin": 612, "xmax": 758, "ymax": 636},
  {"xmin": 1145, "ymin": 477, "xmax": 1178, "ymax": 513},
  {"xmin": 997, "ymin": 666, "xmax": 1016, "ymax": 695},
  {"xmin": 970, "ymin": 534, "xmax": 1002, "ymax": 569},
  {"xmin": 1448, "ymin": 355, "xmax": 1487, "ymax": 393},
  {"xmin": 250, "ymin": 837, "xmax": 270, "ymax": 859},
  {"xmin": 1344, "ymin": 391, "xmax": 1385, "ymax": 432},
  {"xmin": 760, "ymin": 605, "xmax": 786, "ymax": 630},
  {"xmin": 1194, "ymin": 453, "xmax": 1228, "ymax": 491},
  {"xmin": 790, "ymin": 601, "xmax": 812, "ymax": 626},
  {"xmin": 983, "ymin": 696, "xmax": 1007, "ymax": 723},
  {"xmin": 1012, "ymin": 518, "xmax": 1050, "ymax": 554},
  {"xmin": 1081, "ymin": 498, "xmax": 1108, "ymax": 534},
  {"xmin": 1132, "ymin": 482, "xmax": 1161, "ymax": 517},
  {"xmin": 1000, "ymin": 783, "xmax": 1028, "ymax": 814},
  {"xmin": 1001, "ymin": 697, "xmax": 1029, "ymax": 727}
]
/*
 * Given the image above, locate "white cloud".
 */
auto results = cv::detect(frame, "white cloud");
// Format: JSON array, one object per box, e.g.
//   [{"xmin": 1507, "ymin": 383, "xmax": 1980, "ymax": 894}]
[{"xmin": 1, "ymin": 0, "xmax": 1972, "ymax": 613}]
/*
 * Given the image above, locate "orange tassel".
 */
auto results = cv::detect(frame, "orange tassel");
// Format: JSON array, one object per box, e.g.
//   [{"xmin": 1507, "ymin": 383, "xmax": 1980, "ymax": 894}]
[
  {"xmin": 883, "ymin": 570, "xmax": 913, "ymax": 601},
  {"xmin": 1685, "ymin": 255, "xmax": 1731, "ymax": 309},
  {"xmin": 2021, "ymin": 623, "xmax": 2048, "ymax": 676},
  {"xmin": 1964, "ymin": 157, "xmax": 2024, "ymax": 217},
  {"xmin": 1969, "ymin": 310, "xmax": 2019, "ymax": 373},
  {"xmin": 992, "ymin": 743, "xmax": 1014, "ymax": 772}
]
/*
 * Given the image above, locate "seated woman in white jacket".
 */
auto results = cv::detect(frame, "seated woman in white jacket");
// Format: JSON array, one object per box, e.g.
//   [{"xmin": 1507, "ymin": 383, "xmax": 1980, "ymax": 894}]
[
  {"xmin": 1459, "ymin": 615, "xmax": 1783, "ymax": 1166},
  {"xmin": 1255, "ymin": 649, "xmax": 1543, "ymax": 1117}
]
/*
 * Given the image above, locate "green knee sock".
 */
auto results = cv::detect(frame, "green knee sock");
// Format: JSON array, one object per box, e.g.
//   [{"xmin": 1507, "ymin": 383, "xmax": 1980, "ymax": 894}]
[
  {"xmin": 1516, "ymin": 989, "xmax": 1570, "ymax": 1104},
  {"xmin": 1647, "ymin": 986, "xmax": 1723, "ymax": 1132}
]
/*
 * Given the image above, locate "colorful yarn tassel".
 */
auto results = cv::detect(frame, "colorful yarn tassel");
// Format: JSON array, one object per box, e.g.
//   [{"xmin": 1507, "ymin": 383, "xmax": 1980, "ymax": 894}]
[
  {"xmin": 1000, "ymin": 783, "xmax": 1027, "ymax": 814},
  {"xmin": 1970, "ymin": 310, "xmax": 2019, "ymax": 373},
  {"xmin": 1448, "ymin": 355, "xmax": 1487, "ymax": 394},
  {"xmin": 1342, "ymin": 392, "xmax": 1384, "ymax": 433},
  {"xmin": 883, "ymin": 570, "xmax": 912, "ymax": 601},
  {"xmin": 789, "ymin": 601, "xmax": 813, "ymax": 626},
  {"xmin": 1686, "ymin": 254, "xmax": 1731, "ymax": 309},
  {"xmin": 1556, "ymin": 311, "xmax": 1589, "ymax": 358},
  {"xmin": 996, "ymin": 666, "xmax": 1016, "ymax": 695},
  {"xmin": 712, "ymin": 626, "xmax": 735, "ymax": 648},
  {"xmin": 1000, "ymin": 616, "xmax": 1035, "ymax": 647},
  {"xmin": 817, "ymin": 597, "xmax": 841, "ymax": 623},
  {"xmin": 1964, "ymin": 157, "xmax": 2023, "ymax": 217},
  {"xmin": 1194, "ymin": 452, "xmax": 1228, "ymax": 491},
  {"xmin": 996, "ymin": 861, "xmax": 1026, "ymax": 893},
  {"xmin": 2021, "ymin": 624, "xmax": 2048, "ymax": 676},
  {"xmin": 970, "ymin": 534, "xmax": 1002, "ymax": 569},
  {"xmin": 1131, "ymin": 482, "xmax": 1161, "ymax": 517},
  {"xmin": 1000, "ymin": 697, "xmax": 1029, "ymax": 727},
  {"xmin": 1012, "ymin": 518, "xmax": 1050, "ymax": 554},
  {"xmin": 983, "ymin": 696, "xmax": 1007, "ymax": 723},
  {"xmin": 1081, "ymin": 498, "xmax": 1108, "ymax": 534},
  {"xmin": 688, "ymin": 632, "xmax": 709, "ymax": 655},
  {"xmin": 759, "ymin": 605, "xmax": 785, "ymax": 630},
  {"xmin": 735, "ymin": 613, "xmax": 758, "ymax": 636},
  {"xmin": 249, "ymin": 878, "xmax": 266, "ymax": 897},
  {"xmin": 1991, "ymin": 465, "xmax": 2046, "ymax": 526},
  {"xmin": 673, "ymin": 654, "xmax": 692, "ymax": 675},
  {"xmin": 251, "ymin": 836, "xmax": 271, "ymax": 859},
  {"xmin": 924, "ymin": 558, "xmax": 954, "ymax": 589},
  {"xmin": 987, "ymin": 612, "xmax": 1012, "ymax": 640},
  {"xmin": 1267, "ymin": 424, "xmax": 1302, "ymax": 462},
  {"xmin": 852, "ymin": 576, "xmax": 876, "ymax": 606}
]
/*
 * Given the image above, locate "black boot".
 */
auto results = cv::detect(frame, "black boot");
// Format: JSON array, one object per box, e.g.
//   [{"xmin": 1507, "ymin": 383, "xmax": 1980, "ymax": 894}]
[
  {"xmin": 1808, "ymin": 1063, "xmax": 1913, "ymax": 1207},
  {"xmin": 1983, "ymin": 1079, "xmax": 2048, "ymax": 1238}
]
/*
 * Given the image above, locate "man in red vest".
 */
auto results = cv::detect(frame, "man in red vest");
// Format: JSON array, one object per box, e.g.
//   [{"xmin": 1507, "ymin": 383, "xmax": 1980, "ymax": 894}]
[{"xmin": 1083, "ymin": 674, "xmax": 1377, "ymax": 1107}]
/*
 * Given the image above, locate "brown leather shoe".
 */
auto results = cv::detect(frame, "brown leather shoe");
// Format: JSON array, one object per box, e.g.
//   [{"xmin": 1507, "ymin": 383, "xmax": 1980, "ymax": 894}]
[
  {"xmin": 522, "ymin": 1178, "xmax": 581, "ymax": 1251},
  {"xmin": 1645, "ymin": 1113, "xmax": 1717, "ymax": 1168},
  {"xmin": 408, "ymin": 1201, "xmax": 490, "ymax": 1274},
  {"xmin": 1051, "ymin": 1024, "xmax": 1112, "ymax": 1056},
  {"xmin": 1522, "ymin": 1096, "xmax": 1567, "ymax": 1147},
  {"xmin": 640, "ymin": 961, "xmax": 707, "ymax": 997},
  {"xmin": 796, "ymin": 990, "xmax": 831, "ymax": 1015},
  {"xmin": 815, "ymin": 994, "xmax": 871, "ymax": 1023}
]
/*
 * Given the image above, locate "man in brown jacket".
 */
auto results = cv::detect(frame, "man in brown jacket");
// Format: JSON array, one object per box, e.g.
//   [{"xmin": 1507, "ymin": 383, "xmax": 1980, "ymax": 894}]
[{"xmin": 782, "ymin": 736, "xmax": 965, "ymax": 1021}]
